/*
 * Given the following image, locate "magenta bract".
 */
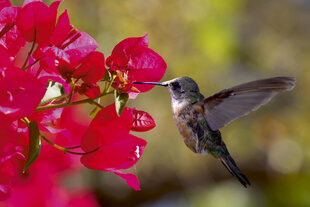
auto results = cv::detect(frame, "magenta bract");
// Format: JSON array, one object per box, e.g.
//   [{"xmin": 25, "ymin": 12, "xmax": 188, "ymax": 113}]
[
  {"xmin": 107, "ymin": 34, "xmax": 167, "ymax": 94},
  {"xmin": 80, "ymin": 104, "xmax": 154, "ymax": 190},
  {"xmin": 16, "ymin": 1, "xmax": 60, "ymax": 44},
  {"xmin": 132, "ymin": 109, "xmax": 156, "ymax": 132},
  {"xmin": 73, "ymin": 51, "xmax": 105, "ymax": 84},
  {"xmin": 0, "ymin": 67, "xmax": 46, "ymax": 121},
  {"xmin": 0, "ymin": 0, "xmax": 167, "ymax": 200}
]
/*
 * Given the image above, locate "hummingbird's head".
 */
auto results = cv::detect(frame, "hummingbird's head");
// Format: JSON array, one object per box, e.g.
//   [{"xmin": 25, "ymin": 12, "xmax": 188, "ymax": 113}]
[
  {"xmin": 133, "ymin": 77, "xmax": 200, "ymax": 100},
  {"xmin": 162, "ymin": 77, "xmax": 200, "ymax": 99}
]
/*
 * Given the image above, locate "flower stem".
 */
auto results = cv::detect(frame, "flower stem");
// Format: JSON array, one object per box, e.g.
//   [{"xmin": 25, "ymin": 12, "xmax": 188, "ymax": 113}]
[
  {"xmin": 36, "ymin": 74, "xmax": 116, "ymax": 111},
  {"xmin": 68, "ymin": 80, "xmax": 77, "ymax": 104},
  {"xmin": 24, "ymin": 55, "xmax": 45, "ymax": 70},
  {"xmin": 104, "ymin": 74, "xmax": 117, "ymax": 93},
  {"xmin": 40, "ymin": 135, "xmax": 99, "ymax": 155},
  {"xmin": 89, "ymin": 99, "xmax": 104, "ymax": 108},
  {"xmin": 21, "ymin": 117, "xmax": 97, "ymax": 155},
  {"xmin": 65, "ymin": 145, "xmax": 81, "ymax": 149},
  {"xmin": 36, "ymin": 90, "xmax": 114, "ymax": 111},
  {"xmin": 22, "ymin": 29, "xmax": 36, "ymax": 70}
]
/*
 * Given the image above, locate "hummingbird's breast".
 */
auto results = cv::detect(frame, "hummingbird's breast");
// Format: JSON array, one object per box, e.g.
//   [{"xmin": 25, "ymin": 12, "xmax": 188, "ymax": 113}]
[
  {"xmin": 171, "ymin": 99, "xmax": 210, "ymax": 153},
  {"xmin": 171, "ymin": 98, "xmax": 224, "ymax": 155}
]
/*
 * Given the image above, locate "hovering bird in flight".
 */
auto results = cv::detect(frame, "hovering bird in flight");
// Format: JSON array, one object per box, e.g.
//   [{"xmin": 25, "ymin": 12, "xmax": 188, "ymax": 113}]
[{"xmin": 134, "ymin": 76, "xmax": 295, "ymax": 187}]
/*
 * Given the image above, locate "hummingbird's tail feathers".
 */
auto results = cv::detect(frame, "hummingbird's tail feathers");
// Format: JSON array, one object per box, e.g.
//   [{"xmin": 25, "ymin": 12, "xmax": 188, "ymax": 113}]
[{"xmin": 219, "ymin": 155, "xmax": 251, "ymax": 188}]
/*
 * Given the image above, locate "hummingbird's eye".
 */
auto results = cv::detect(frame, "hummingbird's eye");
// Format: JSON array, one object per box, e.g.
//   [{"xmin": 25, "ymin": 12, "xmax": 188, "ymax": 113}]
[{"xmin": 171, "ymin": 81, "xmax": 181, "ymax": 90}]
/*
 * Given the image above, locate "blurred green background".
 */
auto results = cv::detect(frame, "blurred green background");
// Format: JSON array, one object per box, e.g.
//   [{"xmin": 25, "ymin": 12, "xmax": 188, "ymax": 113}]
[{"xmin": 18, "ymin": 0, "xmax": 310, "ymax": 206}]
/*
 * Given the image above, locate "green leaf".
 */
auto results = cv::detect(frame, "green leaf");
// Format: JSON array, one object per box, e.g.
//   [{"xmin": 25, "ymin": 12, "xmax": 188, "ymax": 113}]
[
  {"xmin": 23, "ymin": 121, "xmax": 41, "ymax": 173},
  {"xmin": 40, "ymin": 81, "xmax": 65, "ymax": 105},
  {"xmin": 103, "ymin": 69, "xmax": 112, "ymax": 81},
  {"xmin": 114, "ymin": 90, "xmax": 129, "ymax": 116}
]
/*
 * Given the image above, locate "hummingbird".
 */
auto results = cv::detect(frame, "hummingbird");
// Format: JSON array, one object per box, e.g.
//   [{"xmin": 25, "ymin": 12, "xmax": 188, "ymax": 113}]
[{"xmin": 133, "ymin": 76, "xmax": 295, "ymax": 187}]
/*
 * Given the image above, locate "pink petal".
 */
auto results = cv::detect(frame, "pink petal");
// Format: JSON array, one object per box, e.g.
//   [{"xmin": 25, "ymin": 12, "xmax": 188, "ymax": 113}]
[
  {"xmin": 49, "ymin": 10, "xmax": 73, "ymax": 46},
  {"xmin": 131, "ymin": 109, "xmax": 156, "ymax": 132},
  {"xmin": 128, "ymin": 92, "xmax": 139, "ymax": 99},
  {"xmin": 29, "ymin": 108, "xmax": 63, "ymax": 124},
  {"xmin": 73, "ymin": 51, "xmax": 105, "ymax": 84},
  {"xmin": 80, "ymin": 104, "xmax": 133, "ymax": 152},
  {"xmin": 108, "ymin": 34, "xmax": 149, "ymax": 66},
  {"xmin": 39, "ymin": 125, "xmax": 69, "ymax": 135},
  {"xmin": 16, "ymin": 1, "xmax": 60, "ymax": 44},
  {"xmin": 0, "ymin": 25, "xmax": 26, "ymax": 57},
  {"xmin": 0, "ymin": 46, "xmax": 13, "ymax": 67},
  {"xmin": 0, "ymin": 7, "xmax": 25, "ymax": 56},
  {"xmin": 80, "ymin": 134, "xmax": 146, "ymax": 170},
  {"xmin": 107, "ymin": 34, "xmax": 167, "ymax": 93},
  {"xmin": 27, "ymin": 57, "xmax": 70, "ymax": 93},
  {"xmin": 64, "ymin": 31, "xmax": 98, "ymax": 67},
  {"xmin": 113, "ymin": 34, "xmax": 149, "ymax": 52},
  {"xmin": 76, "ymin": 83, "xmax": 101, "ymax": 99},
  {"xmin": 0, "ymin": 184, "xmax": 10, "ymax": 200},
  {"xmin": 127, "ymin": 47, "xmax": 167, "ymax": 92},
  {"xmin": 0, "ymin": 67, "xmax": 46, "ymax": 121},
  {"xmin": 0, "ymin": 125, "xmax": 27, "ymax": 201},
  {"xmin": 55, "ymin": 104, "xmax": 92, "ymax": 146},
  {"xmin": 0, "ymin": 0, "xmax": 11, "ymax": 11},
  {"xmin": 22, "ymin": 0, "xmax": 42, "ymax": 7},
  {"xmin": 110, "ymin": 169, "xmax": 141, "ymax": 191},
  {"xmin": 36, "ymin": 46, "xmax": 70, "ymax": 74},
  {"xmin": 0, "ymin": 6, "xmax": 20, "ymax": 25}
]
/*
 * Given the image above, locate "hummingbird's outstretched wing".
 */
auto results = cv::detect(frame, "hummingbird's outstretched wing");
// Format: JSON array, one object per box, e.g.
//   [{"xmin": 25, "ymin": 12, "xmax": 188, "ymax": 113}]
[{"xmin": 202, "ymin": 76, "xmax": 295, "ymax": 131}]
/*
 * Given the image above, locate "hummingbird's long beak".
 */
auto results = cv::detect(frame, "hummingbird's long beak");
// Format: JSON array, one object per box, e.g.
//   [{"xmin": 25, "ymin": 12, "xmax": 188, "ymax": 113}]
[{"xmin": 133, "ymin": 81, "xmax": 168, "ymax": 87}]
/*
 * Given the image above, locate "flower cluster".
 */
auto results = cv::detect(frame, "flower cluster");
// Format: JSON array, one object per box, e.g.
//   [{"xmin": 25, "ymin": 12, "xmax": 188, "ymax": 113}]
[{"xmin": 0, "ymin": 0, "xmax": 166, "ymax": 204}]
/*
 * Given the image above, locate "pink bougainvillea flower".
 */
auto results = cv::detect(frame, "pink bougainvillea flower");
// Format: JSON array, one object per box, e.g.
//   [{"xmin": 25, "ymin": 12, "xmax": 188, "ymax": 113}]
[
  {"xmin": 131, "ymin": 109, "xmax": 156, "ymax": 132},
  {"xmin": 0, "ymin": 6, "xmax": 26, "ymax": 58},
  {"xmin": 34, "ymin": 46, "xmax": 71, "ymax": 75},
  {"xmin": 28, "ymin": 108, "xmax": 64, "ymax": 134},
  {"xmin": 108, "ymin": 169, "xmax": 141, "ymax": 191},
  {"xmin": 0, "ymin": 107, "xmax": 97, "ymax": 204},
  {"xmin": 0, "ymin": 124, "xmax": 27, "ymax": 201},
  {"xmin": 56, "ymin": 60, "xmax": 75, "ymax": 83},
  {"xmin": 14, "ymin": 0, "xmax": 100, "ymax": 78},
  {"xmin": 48, "ymin": 10, "xmax": 73, "ymax": 47},
  {"xmin": 27, "ymin": 56, "xmax": 70, "ymax": 95},
  {"xmin": 0, "ymin": 47, "xmax": 12, "ymax": 67},
  {"xmin": 33, "ymin": 25, "xmax": 98, "ymax": 76},
  {"xmin": 16, "ymin": 0, "xmax": 60, "ymax": 45},
  {"xmin": 0, "ymin": 0, "xmax": 11, "ymax": 10},
  {"xmin": 108, "ymin": 34, "xmax": 149, "ymax": 67},
  {"xmin": 0, "ymin": 142, "xmax": 99, "ymax": 206},
  {"xmin": 81, "ymin": 133, "xmax": 146, "ymax": 170},
  {"xmin": 106, "ymin": 34, "xmax": 167, "ymax": 94},
  {"xmin": 0, "ymin": 144, "xmax": 25, "ymax": 201},
  {"xmin": 0, "ymin": 67, "xmax": 46, "ymax": 121},
  {"xmin": 80, "ymin": 104, "xmax": 152, "ymax": 190},
  {"xmin": 73, "ymin": 51, "xmax": 105, "ymax": 84},
  {"xmin": 0, "ymin": 6, "xmax": 26, "ymax": 67},
  {"xmin": 35, "ymin": 30, "xmax": 97, "ymax": 71},
  {"xmin": 2, "ymin": 180, "xmax": 99, "ymax": 207},
  {"xmin": 76, "ymin": 83, "xmax": 101, "ymax": 99},
  {"xmin": 16, "ymin": 0, "xmax": 98, "ymax": 76},
  {"xmin": 80, "ymin": 104, "xmax": 133, "ymax": 152},
  {"xmin": 55, "ymin": 103, "xmax": 92, "ymax": 146},
  {"xmin": 10, "ymin": 107, "xmax": 65, "ymax": 137},
  {"xmin": 63, "ymin": 31, "xmax": 98, "ymax": 67}
]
